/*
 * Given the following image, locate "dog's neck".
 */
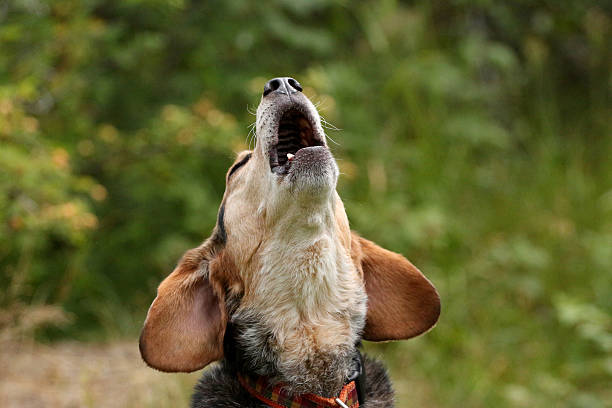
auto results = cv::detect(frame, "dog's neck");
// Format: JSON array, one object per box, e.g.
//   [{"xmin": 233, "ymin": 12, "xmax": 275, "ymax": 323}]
[{"xmin": 229, "ymin": 197, "xmax": 367, "ymax": 397}]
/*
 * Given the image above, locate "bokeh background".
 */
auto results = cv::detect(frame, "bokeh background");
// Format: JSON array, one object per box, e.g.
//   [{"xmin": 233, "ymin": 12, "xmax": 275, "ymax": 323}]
[{"xmin": 1, "ymin": 0, "xmax": 611, "ymax": 407}]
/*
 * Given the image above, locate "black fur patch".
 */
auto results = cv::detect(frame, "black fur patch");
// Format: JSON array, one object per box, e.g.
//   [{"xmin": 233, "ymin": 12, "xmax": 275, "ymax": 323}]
[
  {"xmin": 191, "ymin": 356, "xmax": 394, "ymax": 407},
  {"xmin": 224, "ymin": 315, "xmax": 279, "ymax": 377},
  {"xmin": 216, "ymin": 153, "xmax": 252, "ymax": 245},
  {"xmin": 228, "ymin": 153, "xmax": 252, "ymax": 179},
  {"xmin": 217, "ymin": 203, "xmax": 227, "ymax": 244}
]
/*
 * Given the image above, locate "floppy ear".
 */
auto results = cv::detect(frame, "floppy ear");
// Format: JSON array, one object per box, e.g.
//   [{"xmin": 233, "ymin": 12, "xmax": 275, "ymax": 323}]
[
  {"xmin": 352, "ymin": 233, "xmax": 440, "ymax": 341},
  {"xmin": 139, "ymin": 237, "xmax": 227, "ymax": 372}
]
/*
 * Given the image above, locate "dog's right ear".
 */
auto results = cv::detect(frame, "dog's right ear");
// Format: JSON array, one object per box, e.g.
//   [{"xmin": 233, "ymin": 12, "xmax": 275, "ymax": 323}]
[{"xmin": 139, "ymin": 236, "xmax": 228, "ymax": 372}]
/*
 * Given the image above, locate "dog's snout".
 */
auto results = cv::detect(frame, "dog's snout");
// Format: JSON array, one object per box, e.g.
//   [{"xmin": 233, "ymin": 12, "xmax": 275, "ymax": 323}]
[{"xmin": 263, "ymin": 77, "xmax": 302, "ymax": 97}]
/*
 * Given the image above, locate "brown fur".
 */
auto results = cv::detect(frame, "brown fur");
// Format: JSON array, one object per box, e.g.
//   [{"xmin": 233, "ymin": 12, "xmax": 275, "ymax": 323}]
[
  {"xmin": 140, "ymin": 221, "xmax": 441, "ymax": 372},
  {"xmin": 139, "ymin": 238, "xmax": 225, "ymax": 372},
  {"xmin": 139, "ymin": 79, "xmax": 441, "ymax": 406}
]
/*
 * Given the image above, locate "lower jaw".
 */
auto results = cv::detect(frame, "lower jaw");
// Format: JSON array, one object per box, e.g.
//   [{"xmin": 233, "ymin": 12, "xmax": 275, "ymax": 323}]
[{"xmin": 288, "ymin": 170, "xmax": 337, "ymax": 195}]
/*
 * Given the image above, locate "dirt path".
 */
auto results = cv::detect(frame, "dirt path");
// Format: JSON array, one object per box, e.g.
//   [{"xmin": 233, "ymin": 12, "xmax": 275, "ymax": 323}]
[{"xmin": 0, "ymin": 340, "xmax": 199, "ymax": 408}]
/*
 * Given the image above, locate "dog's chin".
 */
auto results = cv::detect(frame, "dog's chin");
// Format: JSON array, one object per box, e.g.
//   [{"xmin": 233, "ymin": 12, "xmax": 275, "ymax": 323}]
[{"xmin": 285, "ymin": 146, "xmax": 338, "ymax": 195}]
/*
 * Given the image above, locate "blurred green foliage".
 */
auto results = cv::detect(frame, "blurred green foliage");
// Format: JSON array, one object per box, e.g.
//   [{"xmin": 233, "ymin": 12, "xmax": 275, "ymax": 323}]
[{"xmin": 1, "ymin": 0, "xmax": 611, "ymax": 406}]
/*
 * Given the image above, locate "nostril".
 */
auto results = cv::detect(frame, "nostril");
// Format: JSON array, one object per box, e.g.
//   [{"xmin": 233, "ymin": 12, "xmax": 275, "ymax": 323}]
[
  {"xmin": 263, "ymin": 79, "xmax": 281, "ymax": 97},
  {"xmin": 287, "ymin": 78, "xmax": 302, "ymax": 92}
]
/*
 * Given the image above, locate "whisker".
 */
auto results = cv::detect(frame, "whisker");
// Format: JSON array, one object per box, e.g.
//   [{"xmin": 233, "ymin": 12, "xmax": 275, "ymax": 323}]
[
  {"xmin": 321, "ymin": 122, "xmax": 340, "ymax": 131},
  {"xmin": 320, "ymin": 116, "xmax": 341, "ymax": 131},
  {"xmin": 324, "ymin": 132, "xmax": 340, "ymax": 146},
  {"xmin": 245, "ymin": 121, "xmax": 257, "ymax": 150},
  {"xmin": 248, "ymin": 128, "xmax": 256, "ymax": 150}
]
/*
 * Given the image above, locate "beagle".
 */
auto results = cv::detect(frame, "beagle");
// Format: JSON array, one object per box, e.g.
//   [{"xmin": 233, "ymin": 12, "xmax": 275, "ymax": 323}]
[{"xmin": 139, "ymin": 77, "xmax": 440, "ymax": 407}]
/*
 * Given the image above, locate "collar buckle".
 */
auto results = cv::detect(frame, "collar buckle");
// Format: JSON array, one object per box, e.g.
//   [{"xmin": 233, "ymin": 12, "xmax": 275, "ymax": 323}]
[{"xmin": 335, "ymin": 398, "xmax": 350, "ymax": 408}]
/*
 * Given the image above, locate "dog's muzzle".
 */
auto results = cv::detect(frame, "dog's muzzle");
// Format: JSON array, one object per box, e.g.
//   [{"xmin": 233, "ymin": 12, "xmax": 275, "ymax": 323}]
[{"xmin": 258, "ymin": 77, "xmax": 333, "ymax": 183}]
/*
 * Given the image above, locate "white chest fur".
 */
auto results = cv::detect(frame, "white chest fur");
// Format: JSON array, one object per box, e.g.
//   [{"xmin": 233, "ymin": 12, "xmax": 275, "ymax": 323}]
[{"xmin": 234, "ymin": 206, "xmax": 367, "ymax": 394}]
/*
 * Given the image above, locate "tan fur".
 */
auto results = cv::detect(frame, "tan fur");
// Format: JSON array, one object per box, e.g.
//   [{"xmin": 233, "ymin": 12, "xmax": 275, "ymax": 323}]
[{"xmin": 139, "ymin": 86, "xmax": 440, "ymax": 381}]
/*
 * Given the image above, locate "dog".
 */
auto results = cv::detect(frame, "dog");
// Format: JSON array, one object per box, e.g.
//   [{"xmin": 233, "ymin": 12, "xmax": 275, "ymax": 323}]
[{"xmin": 139, "ymin": 77, "xmax": 440, "ymax": 407}]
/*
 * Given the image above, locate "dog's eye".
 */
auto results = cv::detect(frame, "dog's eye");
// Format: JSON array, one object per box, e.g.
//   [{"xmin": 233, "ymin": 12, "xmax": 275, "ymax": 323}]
[{"xmin": 227, "ymin": 153, "xmax": 252, "ymax": 181}]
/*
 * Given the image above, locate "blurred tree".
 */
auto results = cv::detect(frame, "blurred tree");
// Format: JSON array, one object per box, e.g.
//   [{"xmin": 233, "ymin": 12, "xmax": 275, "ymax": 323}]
[{"xmin": 0, "ymin": 0, "xmax": 610, "ymax": 406}]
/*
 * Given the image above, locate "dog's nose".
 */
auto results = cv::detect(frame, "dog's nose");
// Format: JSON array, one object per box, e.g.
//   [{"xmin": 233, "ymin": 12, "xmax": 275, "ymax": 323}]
[{"xmin": 263, "ymin": 77, "xmax": 302, "ymax": 97}]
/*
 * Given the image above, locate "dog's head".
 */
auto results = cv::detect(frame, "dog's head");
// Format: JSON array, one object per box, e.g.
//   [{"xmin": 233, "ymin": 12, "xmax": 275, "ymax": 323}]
[{"xmin": 139, "ymin": 77, "xmax": 440, "ymax": 374}]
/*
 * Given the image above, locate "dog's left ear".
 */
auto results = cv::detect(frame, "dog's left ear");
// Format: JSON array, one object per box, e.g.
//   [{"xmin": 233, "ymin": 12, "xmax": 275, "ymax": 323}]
[
  {"xmin": 139, "ymin": 236, "xmax": 231, "ymax": 372},
  {"xmin": 352, "ymin": 233, "xmax": 441, "ymax": 341}
]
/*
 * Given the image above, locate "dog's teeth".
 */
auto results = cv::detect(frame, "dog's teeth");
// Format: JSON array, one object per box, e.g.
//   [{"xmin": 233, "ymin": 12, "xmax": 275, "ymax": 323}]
[{"xmin": 287, "ymin": 153, "xmax": 294, "ymax": 160}]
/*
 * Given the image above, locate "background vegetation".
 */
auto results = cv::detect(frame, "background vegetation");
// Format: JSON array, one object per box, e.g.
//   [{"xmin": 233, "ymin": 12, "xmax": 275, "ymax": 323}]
[{"xmin": 1, "ymin": 0, "xmax": 611, "ymax": 406}]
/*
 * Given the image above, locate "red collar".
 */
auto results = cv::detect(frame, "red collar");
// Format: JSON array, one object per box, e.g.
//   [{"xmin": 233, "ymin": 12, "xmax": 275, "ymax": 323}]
[{"xmin": 238, "ymin": 373, "xmax": 360, "ymax": 408}]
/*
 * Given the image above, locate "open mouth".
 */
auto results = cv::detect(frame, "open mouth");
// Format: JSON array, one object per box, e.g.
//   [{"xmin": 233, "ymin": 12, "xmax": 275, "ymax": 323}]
[{"xmin": 269, "ymin": 108, "xmax": 324, "ymax": 174}]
